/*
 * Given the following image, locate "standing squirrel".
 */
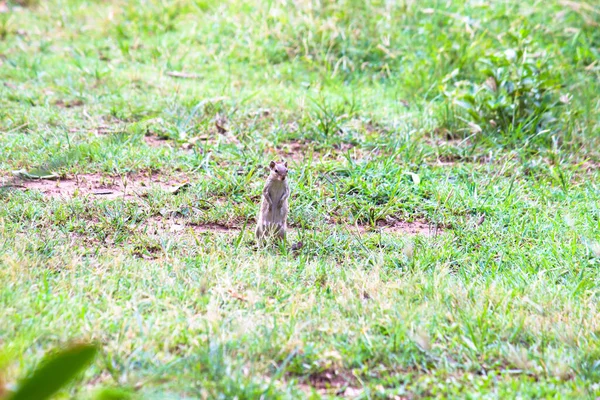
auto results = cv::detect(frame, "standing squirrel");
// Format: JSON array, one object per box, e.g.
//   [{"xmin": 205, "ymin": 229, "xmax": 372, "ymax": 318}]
[{"xmin": 255, "ymin": 160, "xmax": 290, "ymax": 243}]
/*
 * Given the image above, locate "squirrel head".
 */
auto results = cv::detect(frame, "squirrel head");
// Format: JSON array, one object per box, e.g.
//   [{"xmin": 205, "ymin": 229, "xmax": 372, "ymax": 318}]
[{"xmin": 269, "ymin": 160, "xmax": 288, "ymax": 181}]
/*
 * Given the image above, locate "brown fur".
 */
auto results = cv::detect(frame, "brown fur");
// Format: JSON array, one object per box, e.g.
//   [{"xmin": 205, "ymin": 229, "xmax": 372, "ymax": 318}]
[{"xmin": 255, "ymin": 161, "xmax": 290, "ymax": 243}]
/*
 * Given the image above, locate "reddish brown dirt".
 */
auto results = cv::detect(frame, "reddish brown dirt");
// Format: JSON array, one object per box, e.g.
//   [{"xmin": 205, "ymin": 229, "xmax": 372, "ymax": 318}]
[
  {"xmin": 269, "ymin": 140, "xmax": 315, "ymax": 163},
  {"xmin": 190, "ymin": 222, "xmax": 238, "ymax": 233},
  {"xmin": 298, "ymin": 369, "xmax": 360, "ymax": 397},
  {"xmin": 353, "ymin": 219, "xmax": 443, "ymax": 237},
  {"xmin": 582, "ymin": 161, "xmax": 600, "ymax": 171},
  {"xmin": 432, "ymin": 159, "xmax": 459, "ymax": 167},
  {"xmin": 332, "ymin": 142, "xmax": 355, "ymax": 152},
  {"xmin": 10, "ymin": 173, "xmax": 189, "ymax": 200},
  {"xmin": 383, "ymin": 220, "xmax": 442, "ymax": 236},
  {"xmin": 139, "ymin": 218, "xmax": 440, "ymax": 237},
  {"xmin": 309, "ymin": 369, "xmax": 352, "ymax": 390},
  {"xmin": 143, "ymin": 135, "xmax": 171, "ymax": 148},
  {"xmin": 53, "ymin": 99, "xmax": 84, "ymax": 108},
  {"xmin": 142, "ymin": 216, "xmax": 240, "ymax": 235},
  {"xmin": 269, "ymin": 140, "xmax": 359, "ymax": 163}
]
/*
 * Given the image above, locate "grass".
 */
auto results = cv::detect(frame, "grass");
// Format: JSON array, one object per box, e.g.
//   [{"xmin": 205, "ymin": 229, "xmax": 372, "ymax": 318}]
[{"xmin": 1, "ymin": 0, "xmax": 600, "ymax": 398}]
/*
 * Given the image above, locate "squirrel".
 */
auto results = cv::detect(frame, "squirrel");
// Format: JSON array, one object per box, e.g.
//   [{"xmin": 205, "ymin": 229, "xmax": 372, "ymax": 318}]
[{"xmin": 255, "ymin": 160, "xmax": 290, "ymax": 243}]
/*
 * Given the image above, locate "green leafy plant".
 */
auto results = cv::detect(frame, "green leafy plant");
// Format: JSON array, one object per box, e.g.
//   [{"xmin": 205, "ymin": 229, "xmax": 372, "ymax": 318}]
[{"xmin": 444, "ymin": 38, "xmax": 565, "ymax": 143}]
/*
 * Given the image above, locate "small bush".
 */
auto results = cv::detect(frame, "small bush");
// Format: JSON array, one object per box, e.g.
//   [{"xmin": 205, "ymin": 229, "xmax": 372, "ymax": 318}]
[{"xmin": 443, "ymin": 36, "xmax": 566, "ymax": 144}]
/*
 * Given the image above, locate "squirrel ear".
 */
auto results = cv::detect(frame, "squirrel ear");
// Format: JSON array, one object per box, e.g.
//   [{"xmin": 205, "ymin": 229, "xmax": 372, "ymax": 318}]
[
  {"xmin": 284, "ymin": 161, "xmax": 288, "ymax": 167},
  {"xmin": 269, "ymin": 161, "xmax": 276, "ymax": 169}
]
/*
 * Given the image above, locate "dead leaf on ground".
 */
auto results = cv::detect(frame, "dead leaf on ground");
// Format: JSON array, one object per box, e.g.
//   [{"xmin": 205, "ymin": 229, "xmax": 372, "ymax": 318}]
[
  {"xmin": 181, "ymin": 136, "xmax": 209, "ymax": 149},
  {"xmin": 405, "ymin": 171, "xmax": 421, "ymax": 185},
  {"xmin": 215, "ymin": 112, "xmax": 228, "ymax": 134},
  {"xmin": 468, "ymin": 121, "xmax": 482, "ymax": 134},
  {"xmin": 92, "ymin": 190, "xmax": 115, "ymax": 196},
  {"xmin": 166, "ymin": 71, "xmax": 202, "ymax": 79},
  {"xmin": 250, "ymin": 108, "xmax": 271, "ymax": 117},
  {"xmin": 12, "ymin": 169, "xmax": 60, "ymax": 180},
  {"xmin": 169, "ymin": 183, "xmax": 191, "ymax": 195},
  {"xmin": 476, "ymin": 214, "xmax": 485, "ymax": 226},
  {"xmin": 227, "ymin": 289, "xmax": 247, "ymax": 302},
  {"xmin": 215, "ymin": 121, "xmax": 227, "ymax": 134},
  {"xmin": 143, "ymin": 135, "xmax": 170, "ymax": 148},
  {"xmin": 343, "ymin": 387, "xmax": 362, "ymax": 397},
  {"xmin": 96, "ymin": 126, "xmax": 116, "ymax": 134},
  {"xmin": 559, "ymin": 94, "xmax": 571, "ymax": 104},
  {"xmin": 188, "ymin": 222, "xmax": 238, "ymax": 233},
  {"xmin": 585, "ymin": 60, "xmax": 597, "ymax": 71},
  {"xmin": 273, "ymin": 140, "xmax": 315, "ymax": 162},
  {"xmin": 305, "ymin": 368, "xmax": 356, "ymax": 394},
  {"xmin": 54, "ymin": 99, "xmax": 84, "ymax": 108},
  {"xmin": 485, "ymin": 76, "xmax": 497, "ymax": 92}
]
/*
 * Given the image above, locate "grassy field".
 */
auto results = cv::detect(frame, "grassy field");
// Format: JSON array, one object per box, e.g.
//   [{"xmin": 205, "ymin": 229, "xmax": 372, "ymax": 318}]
[{"xmin": 1, "ymin": 0, "xmax": 600, "ymax": 398}]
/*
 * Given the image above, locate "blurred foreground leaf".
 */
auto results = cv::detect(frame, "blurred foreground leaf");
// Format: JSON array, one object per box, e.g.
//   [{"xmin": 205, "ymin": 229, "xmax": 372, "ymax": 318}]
[
  {"xmin": 93, "ymin": 387, "xmax": 133, "ymax": 400},
  {"xmin": 7, "ymin": 343, "xmax": 97, "ymax": 400}
]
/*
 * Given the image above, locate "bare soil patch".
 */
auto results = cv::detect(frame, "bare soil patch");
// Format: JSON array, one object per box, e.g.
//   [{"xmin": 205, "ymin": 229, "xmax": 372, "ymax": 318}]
[
  {"xmin": 582, "ymin": 161, "xmax": 600, "ymax": 171},
  {"xmin": 9, "ymin": 172, "xmax": 188, "ymax": 200},
  {"xmin": 432, "ymin": 160, "xmax": 459, "ymax": 167},
  {"xmin": 140, "ymin": 215, "xmax": 439, "ymax": 237},
  {"xmin": 298, "ymin": 369, "xmax": 361, "ymax": 397},
  {"xmin": 190, "ymin": 222, "xmax": 238, "ymax": 233},
  {"xmin": 354, "ymin": 218, "xmax": 444, "ymax": 237},
  {"xmin": 427, "ymin": 154, "xmax": 499, "ymax": 167},
  {"xmin": 54, "ymin": 99, "xmax": 84, "ymax": 108},
  {"xmin": 270, "ymin": 140, "xmax": 315, "ymax": 163},
  {"xmin": 331, "ymin": 142, "xmax": 356, "ymax": 152},
  {"xmin": 142, "ymin": 216, "xmax": 240, "ymax": 236},
  {"xmin": 356, "ymin": 118, "xmax": 390, "ymax": 135},
  {"xmin": 143, "ymin": 135, "xmax": 171, "ymax": 148},
  {"xmin": 270, "ymin": 140, "xmax": 359, "ymax": 163}
]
